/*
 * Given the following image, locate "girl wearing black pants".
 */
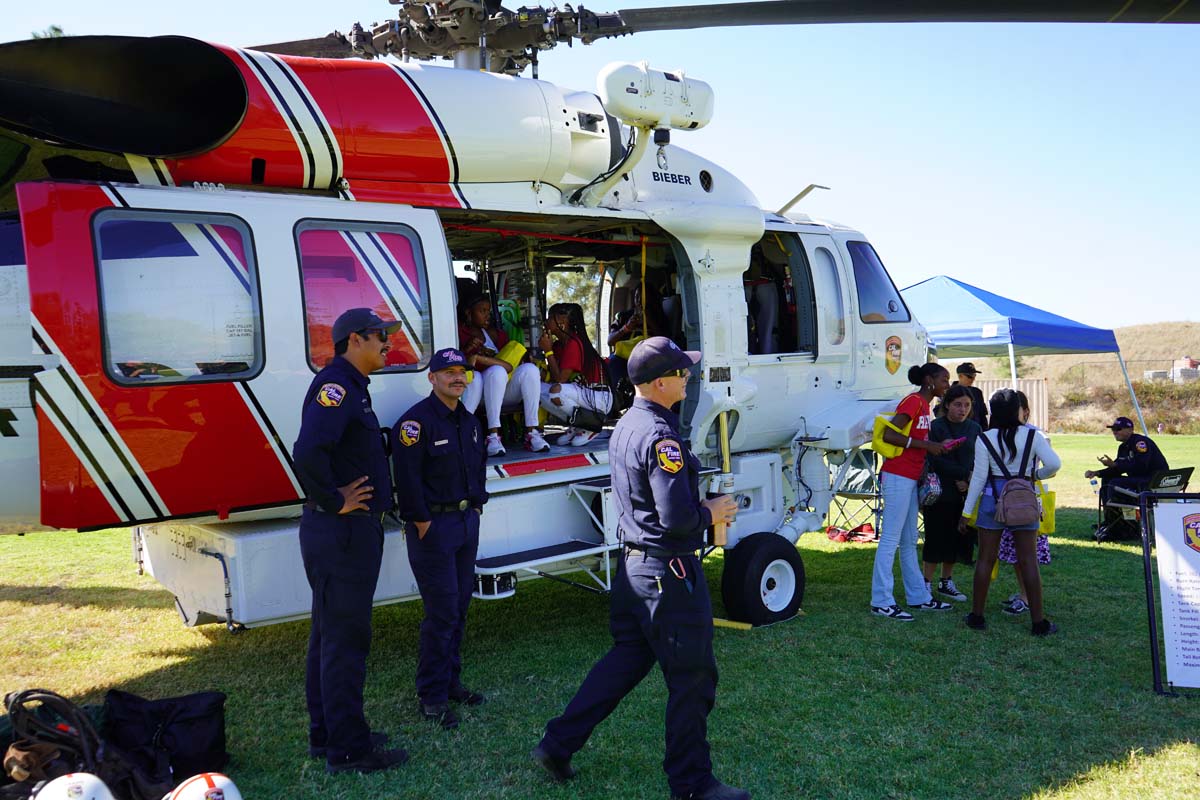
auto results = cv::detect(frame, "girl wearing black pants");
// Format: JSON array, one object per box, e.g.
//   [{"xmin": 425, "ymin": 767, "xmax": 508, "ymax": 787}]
[{"xmin": 922, "ymin": 386, "xmax": 982, "ymax": 602}]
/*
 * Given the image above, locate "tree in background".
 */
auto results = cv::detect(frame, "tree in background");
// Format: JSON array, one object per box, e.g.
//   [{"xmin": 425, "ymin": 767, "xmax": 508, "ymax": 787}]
[
  {"xmin": 992, "ymin": 353, "xmax": 1027, "ymax": 378},
  {"xmin": 546, "ymin": 265, "xmax": 604, "ymax": 344},
  {"xmin": 31, "ymin": 25, "xmax": 65, "ymax": 39}
]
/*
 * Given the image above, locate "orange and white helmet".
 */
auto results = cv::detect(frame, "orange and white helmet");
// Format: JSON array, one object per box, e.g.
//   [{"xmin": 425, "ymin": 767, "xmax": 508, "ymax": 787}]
[
  {"xmin": 164, "ymin": 773, "xmax": 243, "ymax": 800},
  {"xmin": 34, "ymin": 773, "xmax": 116, "ymax": 800}
]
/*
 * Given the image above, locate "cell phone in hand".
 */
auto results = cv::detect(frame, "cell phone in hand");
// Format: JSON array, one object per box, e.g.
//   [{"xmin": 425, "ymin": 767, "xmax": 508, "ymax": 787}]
[{"xmin": 942, "ymin": 437, "xmax": 967, "ymax": 451}]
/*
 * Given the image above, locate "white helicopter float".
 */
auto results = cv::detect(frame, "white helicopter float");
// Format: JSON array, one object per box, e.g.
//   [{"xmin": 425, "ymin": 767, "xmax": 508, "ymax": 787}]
[{"xmin": 0, "ymin": 0, "xmax": 1191, "ymax": 628}]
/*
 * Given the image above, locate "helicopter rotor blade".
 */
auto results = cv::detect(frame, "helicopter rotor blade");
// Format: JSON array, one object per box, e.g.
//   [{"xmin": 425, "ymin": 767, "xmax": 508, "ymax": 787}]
[
  {"xmin": 248, "ymin": 32, "xmax": 354, "ymax": 58},
  {"xmin": 605, "ymin": 0, "xmax": 1200, "ymax": 38}
]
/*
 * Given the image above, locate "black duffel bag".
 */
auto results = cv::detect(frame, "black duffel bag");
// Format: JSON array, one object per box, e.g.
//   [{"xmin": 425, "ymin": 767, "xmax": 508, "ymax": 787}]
[{"xmin": 103, "ymin": 690, "xmax": 228, "ymax": 785}]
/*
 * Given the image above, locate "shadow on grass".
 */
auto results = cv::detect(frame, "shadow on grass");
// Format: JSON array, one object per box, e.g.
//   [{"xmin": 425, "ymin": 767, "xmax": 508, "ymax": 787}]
[
  {"xmin": 4, "ymin": 508, "xmax": 1198, "ymax": 800},
  {"xmin": 0, "ymin": 583, "xmax": 174, "ymax": 610}
]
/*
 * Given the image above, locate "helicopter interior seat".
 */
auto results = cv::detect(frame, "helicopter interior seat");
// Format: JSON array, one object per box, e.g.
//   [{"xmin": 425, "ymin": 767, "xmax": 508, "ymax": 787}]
[{"xmin": 661, "ymin": 294, "xmax": 684, "ymax": 347}]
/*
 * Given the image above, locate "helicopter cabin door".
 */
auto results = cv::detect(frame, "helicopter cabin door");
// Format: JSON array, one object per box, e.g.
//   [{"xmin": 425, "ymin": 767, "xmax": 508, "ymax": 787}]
[{"xmin": 14, "ymin": 180, "xmax": 450, "ymax": 531}]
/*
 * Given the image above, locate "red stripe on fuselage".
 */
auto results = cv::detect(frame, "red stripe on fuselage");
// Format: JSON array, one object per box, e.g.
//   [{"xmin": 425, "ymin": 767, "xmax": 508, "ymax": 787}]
[
  {"xmin": 501, "ymin": 454, "xmax": 594, "ymax": 477},
  {"xmin": 164, "ymin": 44, "xmax": 307, "ymax": 189},
  {"xmin": 18, "ymin": 182, "xmax": 300, "ymax": 528},
  {"xmin": 36, "ymin": 411, "xmax": 122, "ymax": 529}
]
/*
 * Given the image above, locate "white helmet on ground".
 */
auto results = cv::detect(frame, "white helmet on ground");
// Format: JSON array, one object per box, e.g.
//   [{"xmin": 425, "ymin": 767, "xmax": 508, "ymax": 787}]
[
  {"xmin": 34, "ymin": 773, "xmax": 116, "ymax": 800},
  {"xmin": 164, "ymin": 773, "xmax": 243, "ymax": 800}
]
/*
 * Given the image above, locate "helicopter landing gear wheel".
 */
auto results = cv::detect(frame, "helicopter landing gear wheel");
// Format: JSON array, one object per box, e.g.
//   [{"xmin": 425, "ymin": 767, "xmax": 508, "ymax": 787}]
[{"xmin": 721, "ymin": 532, "xmax": 805, "ymax": 626}]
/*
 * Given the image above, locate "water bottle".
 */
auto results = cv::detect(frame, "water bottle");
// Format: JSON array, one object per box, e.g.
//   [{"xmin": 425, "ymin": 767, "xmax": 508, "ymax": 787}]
[{"xmin": 1090, "ymin": 478, "xmax": 1100, "ymax": 495}]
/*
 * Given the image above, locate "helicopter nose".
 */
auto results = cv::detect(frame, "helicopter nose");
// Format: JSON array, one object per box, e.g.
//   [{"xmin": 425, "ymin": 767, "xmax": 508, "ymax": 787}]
[{"xmin": 0, "ymin": 35, "xmax": 246, "ymax": 158}]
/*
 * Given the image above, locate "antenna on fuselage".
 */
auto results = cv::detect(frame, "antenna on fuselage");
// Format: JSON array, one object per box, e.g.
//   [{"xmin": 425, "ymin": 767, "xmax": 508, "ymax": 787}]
[{"xmin": 776, "ymin": 184, "xmax": 830, "ymax": 216}]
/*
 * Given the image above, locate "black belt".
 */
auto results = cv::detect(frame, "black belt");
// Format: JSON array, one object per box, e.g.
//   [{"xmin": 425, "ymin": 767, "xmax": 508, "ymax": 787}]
[
  {"xmin": 304, "ymin": 502, "xmax": 385, "ymax": 522},
  {"xmin": 624, "ymin": 543, "xmax": 696, "ymax": 559},
  {"xmin": 429, "ymin": 500, "xmax": 471, "ymax": 513}
]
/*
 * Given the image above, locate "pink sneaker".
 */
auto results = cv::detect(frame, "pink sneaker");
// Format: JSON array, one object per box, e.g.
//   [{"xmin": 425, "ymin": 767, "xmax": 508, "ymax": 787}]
[{"xmin": 525, "ymin": 430, "xmax": 550, "ymax": 453}]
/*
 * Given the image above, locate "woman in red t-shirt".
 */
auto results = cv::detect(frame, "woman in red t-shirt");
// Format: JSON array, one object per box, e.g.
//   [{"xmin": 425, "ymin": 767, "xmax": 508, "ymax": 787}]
[
  {"xmin": 870, "ymin": 363, "xmax": 952, "ymax": 621},
  {"xmin": 538, "ymin": 303, "xmax": 613, "ymax": 446}
]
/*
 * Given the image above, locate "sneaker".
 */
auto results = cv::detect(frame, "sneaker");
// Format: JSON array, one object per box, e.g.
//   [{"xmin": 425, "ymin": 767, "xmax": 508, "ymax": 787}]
[
  {"xmin": 448, "ymin": 684, "xmax": 486, "ymax": 706},
  {"xmin": 554, "ymin": 428, "xmax": 578, "ymax": 446},
  {"xmin": 420, "ymin": 702, "xmax": 460, "ymax": 730},
  {"xmin": 326, "ymin": 745, "xmax": 409, "ymax": 774},
  {"xmin": 1001, "ymin": 593, "xmax": 1022, "ymax": 607},
  {"xmin": 671, "ymin": 779, "xmax": 752, "ymax": 800},
  {"xmin": 531, "ymin": 743, "xmax": 577, "ymax": 783},
  {"xmin": 1031, "ymin": 619, "xmax": 1059, "ymax": 636},
  {"xmin": 1002, "ymin": 598, "xmax": 1029, "ymax": 615},
  {"xmin": 570, "ymin": 429, "xmax": 600, "ymax": 446},
  {"xmin": 937, "ymin": 579, "xmax": 967, "ymax": 602},
  {"xmin": 910, "ymin": 600, "xmax": 954, "ymax": 611},
  {"xmin": 871, "ymin": 604, "xmax": 914, "ymax": 621},
  {"xmin": 485, "ymin": 432, "xmax": 506, "ymax": 457},
  {"xmin": 525, "ymin": 429, "xmax": 550, "ymax": 453},
  {"xmin": 964, "ymin": 612, "xmax": 987, "ymax": 630},
  {"xmin": 310, "ymin": 731, "xmax": 389, "ymax": 759}
]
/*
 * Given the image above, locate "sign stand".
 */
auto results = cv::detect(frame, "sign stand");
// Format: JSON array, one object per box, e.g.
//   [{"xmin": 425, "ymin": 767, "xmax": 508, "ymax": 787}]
[{"xmin": 1140, "ymin": 492, "xmax": 1200, "ymax": 695}]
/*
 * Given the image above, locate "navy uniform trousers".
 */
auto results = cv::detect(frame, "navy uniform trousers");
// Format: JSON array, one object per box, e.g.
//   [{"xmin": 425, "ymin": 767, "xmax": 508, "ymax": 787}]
[
  {"xmin": 299, "ymin": 508, "xmax": 384, "ymax": 761},
  {"xmin": 542, "ymin": 550, "xmax": 718, "ymax": 797},
  {"xmin": 406, "ymin": 509, "xmax": 481, "ymax": 704}
]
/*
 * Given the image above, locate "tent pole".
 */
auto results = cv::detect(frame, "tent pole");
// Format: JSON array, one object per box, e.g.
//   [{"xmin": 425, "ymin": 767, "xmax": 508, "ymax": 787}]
[
  {"xmin": 1007, "ymin": 343, "xmax": 1018, "ymax": 384},
  {"xmin": 1118, "ymin": 352, "xmax": 1148, "ymax": 434}
]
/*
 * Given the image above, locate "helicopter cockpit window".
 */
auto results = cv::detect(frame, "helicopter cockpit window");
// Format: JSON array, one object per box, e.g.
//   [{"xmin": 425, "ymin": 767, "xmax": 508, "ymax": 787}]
[
  {"xmin": 94, "ymin": 211, "xmax": 263, "ymax": 386},
  {"xmin": 846, "ymin": 240, "xmax": 910, "ymax": 324},
  {"xmin": 742, "ymin": 233, "xmax": 817, "ymax": 355},
  {"xmin": 296, "ymin": 220, "xmax": 432, "ymax": 372}
]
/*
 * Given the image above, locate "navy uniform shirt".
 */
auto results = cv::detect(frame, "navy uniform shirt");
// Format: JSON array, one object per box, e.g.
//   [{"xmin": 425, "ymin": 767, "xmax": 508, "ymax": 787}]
[
  {"xmin": 391, "ymin": 394, "xmax": 488, "ymax": 523},
  {"xmin": 611, "ymin": 397, "xmax": 712, "ymax": 552},
  {"xmin": 1097, "ymin": 433, "xmax": 1169, "ymax": 480},
  {"xmin": 292, "ymin": 356, "xmax": 392, "ymax": 515}
]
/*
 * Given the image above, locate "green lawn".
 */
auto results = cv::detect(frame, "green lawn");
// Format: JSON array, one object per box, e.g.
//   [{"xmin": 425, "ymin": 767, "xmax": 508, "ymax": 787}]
[{"xmin": 2, "ymin": 436, "xmax": 1199, "ymax": 799}]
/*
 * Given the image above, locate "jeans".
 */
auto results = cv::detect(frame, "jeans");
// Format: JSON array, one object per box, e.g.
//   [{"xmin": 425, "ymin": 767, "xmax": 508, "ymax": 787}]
[{"xmin": 872, "ymin": 472, "xmax": 933, "ymax": 608}]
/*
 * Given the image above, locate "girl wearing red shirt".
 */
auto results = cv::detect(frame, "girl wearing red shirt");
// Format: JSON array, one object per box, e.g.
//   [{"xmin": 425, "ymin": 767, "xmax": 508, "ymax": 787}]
[
  {"xmin": 870, "ymin": 363, "xmax": 952, "ymax": 620},
  {"xmin": 538, "ymin": 303, "xmax": 613, "ymax": 446}
]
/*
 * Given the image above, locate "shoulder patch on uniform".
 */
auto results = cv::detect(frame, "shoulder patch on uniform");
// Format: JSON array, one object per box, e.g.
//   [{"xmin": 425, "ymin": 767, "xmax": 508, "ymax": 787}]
[
  {"xmin": 316, "ymin": 383, "xmax": 346, "ymax": 407},
  {"xmin": 1135, "ymin": 440, "xmax": 1149, "ymax": 453},
  {"xmin": 655, "ymin": 438, "xmax": 684, "ymax": 474},
  {"xmin": 399, "ymin": 419, "xmax": 421, "ymax": 447}
]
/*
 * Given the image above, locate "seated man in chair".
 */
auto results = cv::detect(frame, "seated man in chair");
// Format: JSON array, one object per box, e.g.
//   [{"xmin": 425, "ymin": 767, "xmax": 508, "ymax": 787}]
[{"xmin": 1085, "ymin": 416, "xmax": 1168, "ymax": 540}]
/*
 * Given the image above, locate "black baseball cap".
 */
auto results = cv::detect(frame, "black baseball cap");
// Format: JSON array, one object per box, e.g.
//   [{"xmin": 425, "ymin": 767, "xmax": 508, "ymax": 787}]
[
  {"xmin": 956, "ymin": 362, "xmax": 981, "ymax": 376},
  {"xmin": 429, "ymin": 348, "xmax": 469, "ymax": 372},
  {"xmin": 331, "ymin": 308, "xmax": 401, "ymax": 344},
  {"xmin": 1106, "ymin": 416, "xmax": 1135, "ymax": 430},
  {"xmin": 627, "ymin": 336, "xmax": 701, "ymax": 384}
]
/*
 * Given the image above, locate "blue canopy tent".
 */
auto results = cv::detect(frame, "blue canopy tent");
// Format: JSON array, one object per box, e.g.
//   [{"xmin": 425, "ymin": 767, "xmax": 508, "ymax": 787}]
[{"xmin": 901, "ymin": 275, "xmax": 1145, "ymax": 432}]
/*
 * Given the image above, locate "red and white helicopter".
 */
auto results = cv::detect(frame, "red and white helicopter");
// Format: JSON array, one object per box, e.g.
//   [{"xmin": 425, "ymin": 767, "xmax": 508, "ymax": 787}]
[{"xmin": 0, "ymin": 0, "xmax": 1192, "ymax": 627}]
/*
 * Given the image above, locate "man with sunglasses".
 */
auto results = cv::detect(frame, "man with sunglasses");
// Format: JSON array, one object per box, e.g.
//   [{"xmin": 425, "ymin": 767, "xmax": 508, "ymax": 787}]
[
  {"xmin": 293, "ymin": 308, "xmax": 407, "ymax": 774},
  {"xmin": 534, "ymin": 337, "xmax": 746, "ymax": 800},
  {"xmin": 392, "ymin": 348, "xmax": 489, "ymax": 730}
]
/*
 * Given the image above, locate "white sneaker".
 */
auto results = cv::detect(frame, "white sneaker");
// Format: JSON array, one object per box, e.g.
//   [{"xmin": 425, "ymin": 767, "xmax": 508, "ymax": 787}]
[
  {"xmin": 554, "ymin": 428, "xmax": 578, "ymax": 447},
  {"xmin": 485, "ymin": 432, "xmax": 506, "ymax": 457},
  {"xmin": 525, "ymin": 430, "xmax": 550, "ymax": 453},
  {"xmin": 570, "ymin": 430, "xmax": 599, "ymax": 446}
]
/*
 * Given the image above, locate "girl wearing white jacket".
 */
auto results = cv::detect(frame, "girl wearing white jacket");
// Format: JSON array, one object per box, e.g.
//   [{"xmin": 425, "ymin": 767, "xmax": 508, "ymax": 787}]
[{"xmin": 960, "ymin": 389, "xmax": 1061, "ymax": 635}]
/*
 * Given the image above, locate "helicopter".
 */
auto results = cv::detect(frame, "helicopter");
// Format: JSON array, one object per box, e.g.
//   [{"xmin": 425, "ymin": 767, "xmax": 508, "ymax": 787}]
[{"xmin": 0, "ymin": 0, "xmax": 1193, "ymax": 628}]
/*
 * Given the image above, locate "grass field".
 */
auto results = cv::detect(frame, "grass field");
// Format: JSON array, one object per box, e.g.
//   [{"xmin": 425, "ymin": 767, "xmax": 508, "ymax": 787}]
[{"xmin": 3, "ymin": 436, "xmax": 1200, "ymax": 799}]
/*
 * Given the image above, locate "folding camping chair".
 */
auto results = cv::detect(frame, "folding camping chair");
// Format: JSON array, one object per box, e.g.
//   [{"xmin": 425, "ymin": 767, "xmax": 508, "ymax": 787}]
[
  {"xmin": 1096, "ymin": 466, "xmax": 1194, "ymax": 542},
  {"xmin": 828, "ymin": 448, "xmax": 882, "ymax": 538}
]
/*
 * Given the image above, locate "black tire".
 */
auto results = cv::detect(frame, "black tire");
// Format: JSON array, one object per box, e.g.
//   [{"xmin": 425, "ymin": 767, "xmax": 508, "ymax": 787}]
[{"xmin": 721, "ymin": 532, "xmax": 805, "ymax": 626}]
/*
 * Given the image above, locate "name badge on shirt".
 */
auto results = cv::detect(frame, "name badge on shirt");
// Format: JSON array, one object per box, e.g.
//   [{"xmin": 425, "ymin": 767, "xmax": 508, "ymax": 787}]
[{"xmin": 434, "ymin": 439, "xmax": 449, "ymax": 446}]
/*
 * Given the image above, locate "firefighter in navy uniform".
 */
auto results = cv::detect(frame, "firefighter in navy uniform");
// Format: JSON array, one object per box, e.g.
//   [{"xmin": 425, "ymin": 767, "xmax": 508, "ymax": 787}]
[
  {"xmin": 292, "ymin": 308, "xmax": 408, "ymax": 775},
  {"xmin": 533, "ymin": 336, "xmax": 748, "ymax": 800},
  {"xmin": 391, "ymin": 348, "xmax": 488, "ymax": 730},
  {"xmin": 1085, "ymin": 416, "xmax": 1169, "ymax": 540}
]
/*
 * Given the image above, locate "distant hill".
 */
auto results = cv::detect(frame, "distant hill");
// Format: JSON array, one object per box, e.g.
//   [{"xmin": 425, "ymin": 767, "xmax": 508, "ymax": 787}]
[{"xmin": 1014, "ymin": 322, "xmax": 1200, "ymax": 433}]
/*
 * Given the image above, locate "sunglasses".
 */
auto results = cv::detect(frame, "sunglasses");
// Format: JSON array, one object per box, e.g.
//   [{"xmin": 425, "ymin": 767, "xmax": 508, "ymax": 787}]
[
  {"xmin": 357, "ymin": 328, "xmax": 389, "ymax": 342},
  {"xmin": 661, "ymin": 369, "xmax": 690, "ymax": 379}
]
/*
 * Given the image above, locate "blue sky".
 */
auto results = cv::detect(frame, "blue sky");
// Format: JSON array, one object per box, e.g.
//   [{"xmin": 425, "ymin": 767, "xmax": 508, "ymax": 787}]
[{"xmin": 5, "ymin": 2, "xmax": 1197, "ymax": 328}]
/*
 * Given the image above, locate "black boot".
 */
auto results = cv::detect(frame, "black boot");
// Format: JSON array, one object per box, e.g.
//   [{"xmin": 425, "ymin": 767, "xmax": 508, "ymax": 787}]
[
  {"xmin": 532, "ymin": 743, "xmax": 577, "ymax": 783},
  {"xmin": 671, "ymin": 779, "xmax": 751, "ymax": 800},
  {"xmin": 420, "ymin": 702, "xmax": 460, "ymax": 730}
]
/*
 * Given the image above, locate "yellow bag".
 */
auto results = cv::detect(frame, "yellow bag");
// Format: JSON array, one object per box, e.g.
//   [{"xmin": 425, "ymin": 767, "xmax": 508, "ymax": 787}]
[
  {"xmin": 497, "ymin": 340, "xmax": 526, "ymax": 371},
  {"xmin": 1037, "ymin": 482, "xmax": 1056, "ymax": 535},
  {"xmin": 964, "ymin": 497, "xmax": 980, "ymax": 527},
  {"xmin": 613, "ymin": 335, "xmax": 646, "ymax": 361},
  {"xmin": 871, "ymin": 415, "xmax": 912, "ymax": 459}
]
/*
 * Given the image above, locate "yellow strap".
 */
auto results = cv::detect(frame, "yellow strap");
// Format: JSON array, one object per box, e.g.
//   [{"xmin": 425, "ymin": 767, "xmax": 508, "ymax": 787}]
[{"xmin": 640, "ymin": 236, "xmax": 648, "ymax": 338}]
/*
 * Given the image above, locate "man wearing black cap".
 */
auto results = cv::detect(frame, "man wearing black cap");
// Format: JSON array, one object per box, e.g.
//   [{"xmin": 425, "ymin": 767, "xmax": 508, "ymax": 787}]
[
  {"xmin": 392, "ymin": 348, "xmax": 489, "ymax": 730},
  {"xmin": 533, "ymin": 336, "xmax": 747, "ymax": 800},
  {"xmin": 953, "ymin": 363, "xmax": 987, "ymax": 429},
  {"xmin": 292, "ymin": 308, "xmax": 408, "ymax": 774},
  {"xmin": 1085, "ymin": 416, "xmax": 1169, "ymax": 540}
]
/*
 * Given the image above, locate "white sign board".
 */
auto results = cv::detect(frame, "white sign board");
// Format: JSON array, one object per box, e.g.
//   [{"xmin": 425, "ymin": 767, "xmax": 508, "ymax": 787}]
[{"xmin": 1153, "ymin": 501, "xmax": 1200, "ymax": 688}]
